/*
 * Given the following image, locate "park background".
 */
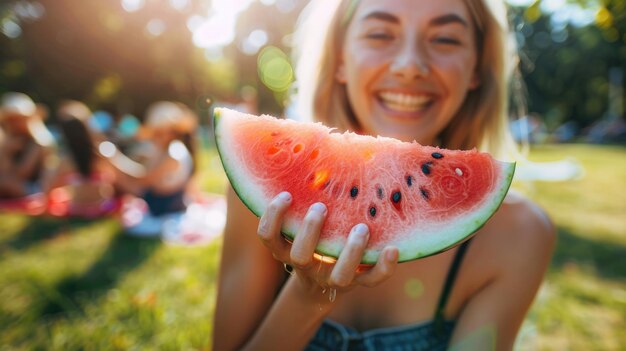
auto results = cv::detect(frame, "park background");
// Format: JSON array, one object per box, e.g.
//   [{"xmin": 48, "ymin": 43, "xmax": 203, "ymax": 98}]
[{"xmin": 0, "ymin": 0, "xmax": 624, "ymax": 349}]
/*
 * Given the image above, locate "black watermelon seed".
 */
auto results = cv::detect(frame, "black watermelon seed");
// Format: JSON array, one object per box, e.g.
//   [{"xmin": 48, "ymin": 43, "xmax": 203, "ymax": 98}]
[
  {"xmin": 432, "ymin": 152, "xmax": 443, "ymax": 159},
  {"xmin": 421, "ymin": 162, "xmax": 432, "ymax": 175},
  {"xmin": 406, "ymin": 175, "xmax": 413, "ymax": 187},
  {"xmin": 419, "ymin": 187, "xmax": 430, "ymax": 200},
  {"xmin": 392, "ymin": 191, "xmax": 401, "ymax": 203},
  {"xmin": 369, "ymin": 206, "xmax": 377, "ymax": 217},
  {"xmin": 350, "ymin": 186, "xmax": 359, "ymax": 198},
  {"xmin": 377, "ymin": 187, "xmax": 384, "ymax": 199}
]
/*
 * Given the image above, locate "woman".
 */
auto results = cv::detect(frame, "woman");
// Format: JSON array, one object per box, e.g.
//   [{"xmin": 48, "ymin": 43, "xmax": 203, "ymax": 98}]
[
  {"xmin": 213, "ymin": 0, "xmax": 555, "ymax": 350},
  {"xmin": 106, "ymin": 101, "xmax": 197, "ymax": 217},
  {"xmin": 0, "ymin": 92, "xmax": 55, "ymax": 198},
  {"xmin": 43, "ymin": 100, "xmax": 119, "ymax": 217}
]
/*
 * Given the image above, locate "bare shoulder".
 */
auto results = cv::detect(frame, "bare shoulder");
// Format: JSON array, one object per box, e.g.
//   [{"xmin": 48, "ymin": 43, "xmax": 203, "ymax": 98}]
[
  {"xmin": 499, "ymin": 190, "xmax": 555, "ymax": 245},
  {"xmin": 450, "ymin": 195, "xmax": 557, "ymax": 349},
  {"xmin": 478, "ymin": 189, "xmax": 557, "ymax": 274}
]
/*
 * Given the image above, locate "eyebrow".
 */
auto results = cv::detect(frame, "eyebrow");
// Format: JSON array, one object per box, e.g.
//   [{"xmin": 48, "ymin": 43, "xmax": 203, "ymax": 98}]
[
  {"xmin": 361, "ymin": 11, "xmax": 399, "ymax": 24},
  {"xmin": 429, "ymin": 14, "xmax": 468, "ymax": 27},
  {"xmin": 361, "ymin": 11, "xmax": 468, "ymax": 28}
]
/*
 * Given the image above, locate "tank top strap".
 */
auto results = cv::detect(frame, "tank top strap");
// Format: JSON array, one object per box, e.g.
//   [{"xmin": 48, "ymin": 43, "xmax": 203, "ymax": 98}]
[{"xmin": 433, "ymin": 238, "xmax": 473, "ymax": 334}]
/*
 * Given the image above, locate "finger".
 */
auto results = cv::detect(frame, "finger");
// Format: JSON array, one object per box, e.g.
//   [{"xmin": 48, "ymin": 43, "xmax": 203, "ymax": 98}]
[
  {"xmin": 290, "ymin": 202, "xmax": 326, "ymax": 270},
  {"xmin": 329, "ymin": 223, "xmax": 369, "ymax": 288},
  {"xmin": 356, "ymin": 246, "xmax": 399, "ymax": 288},
  {"xmin": 257, "ymin": 192, "xmax": 292, "ymax": 260}
]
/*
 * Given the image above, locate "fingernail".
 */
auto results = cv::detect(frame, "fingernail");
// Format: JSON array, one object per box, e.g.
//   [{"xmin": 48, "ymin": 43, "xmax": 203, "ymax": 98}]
[
  {"xmin": 386, "ymin": 248, "xmax": 398, "ymax": 262},
  {"xmin": 310, "ymin": 202, "xmax": 327, "ymax": 215},
  {"xmin": 353, "ymin": 223, "xmax": 369, "ymax": 239},
  {"xmin": 279, "ymin": 192, "xmax": 292, "ymax": 202}
]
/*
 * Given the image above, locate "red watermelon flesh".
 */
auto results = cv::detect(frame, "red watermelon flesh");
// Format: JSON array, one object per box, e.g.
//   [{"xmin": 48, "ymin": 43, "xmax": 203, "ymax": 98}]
[{"xmin": 214, "ymin": 108, "xmax": 515, "ymax": 263}]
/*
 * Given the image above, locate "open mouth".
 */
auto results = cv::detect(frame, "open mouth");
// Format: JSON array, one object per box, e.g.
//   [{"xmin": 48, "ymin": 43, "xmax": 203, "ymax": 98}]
[{"xmin": 377, "ymin": 91, "xmax": 434, "ymax": 113}]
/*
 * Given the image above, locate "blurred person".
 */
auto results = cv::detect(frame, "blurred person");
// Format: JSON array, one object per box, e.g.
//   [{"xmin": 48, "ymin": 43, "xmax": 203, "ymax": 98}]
[
  {"xmin": 43, "ymin": 100, "xmax": 119, "ymax": 217},
  {"xmin": 102, "ymin": 101, "xmax": 197, "ymax": 218},
  {"xmin": 0, "ymin": 92, "xmax": 55, "ymax": 198}
]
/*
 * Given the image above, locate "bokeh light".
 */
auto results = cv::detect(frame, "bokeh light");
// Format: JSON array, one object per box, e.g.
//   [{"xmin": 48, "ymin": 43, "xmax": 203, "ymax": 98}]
[
  {"xmin": 119, "ymin": 114, "xmax": 140, "ymax": 137},
  {"xmin": 14, "ymin": 1, "xmax": 45, "ymax": 20},
  {"xmin": 1, "ymin": 19, "xmax": 22, "ymax": 39},
  {"xmin": 168, "ymin": 0, "xmax": 189, "ymax": 11},
  {"xmin": 240, "ymin": 29, "xmax": 268, "ymax": 55},
  {"xmin": 186, "ymin": 15, "xmax": 204, "ymax": 32},
  {"xmin": 146, "ymin": 19, "xmax": 166, "ymax": 37},
  {"xmin": 509, "ymin": 0, "xmax": 597, "ymax": 27},
  {"xmin": 98, "ymin": 141, "xmax": 117, "ymax": 157},
  {"xmin": 121, "ymin": 0, "xmax": 145, "ymax": 12},
  {"xmin": 257, "ymin": 46, "xmax": 293, "ymax": 93},
  {"xmin": 192, "ymin": 16, "xmax": 236, "ymax": 49}
]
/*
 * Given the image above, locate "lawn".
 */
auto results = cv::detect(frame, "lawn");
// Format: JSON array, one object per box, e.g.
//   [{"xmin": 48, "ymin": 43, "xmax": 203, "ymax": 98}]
[{"xmin": 0, "ymin": 144, "xmax": 624, "ymax": 350}]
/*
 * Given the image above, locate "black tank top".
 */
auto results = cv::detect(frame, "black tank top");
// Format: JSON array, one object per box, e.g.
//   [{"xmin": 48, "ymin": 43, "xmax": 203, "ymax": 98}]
[{"xmin": 305, "ymin": 239, "xmax": 474, "ymax": 350}]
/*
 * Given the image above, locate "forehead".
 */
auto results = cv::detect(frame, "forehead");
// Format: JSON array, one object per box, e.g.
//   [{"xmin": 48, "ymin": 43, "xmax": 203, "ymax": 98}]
[{"xmin": 352, "ymin": 0, "xmax": 473, "ymax": 27}]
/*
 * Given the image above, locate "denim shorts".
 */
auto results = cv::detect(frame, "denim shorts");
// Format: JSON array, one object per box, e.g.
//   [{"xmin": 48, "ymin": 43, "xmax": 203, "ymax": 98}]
[{"xmin": 305, "ymin": 318, "xmax": 455, "ymax": 351}]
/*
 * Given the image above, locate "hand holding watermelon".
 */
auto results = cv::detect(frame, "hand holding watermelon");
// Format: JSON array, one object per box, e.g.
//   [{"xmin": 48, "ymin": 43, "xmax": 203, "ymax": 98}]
[{"xmin": 257, "ymin": 192, "xmax": 400, "ymax": 302}]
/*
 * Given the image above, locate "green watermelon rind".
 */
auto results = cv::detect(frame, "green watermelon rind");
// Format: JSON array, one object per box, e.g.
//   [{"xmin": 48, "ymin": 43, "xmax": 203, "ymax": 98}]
[
  {"xmin": 214, "ymin": 109, "xmax": 270, "ymax": 217},
  {"xmin": 214, "ymin": 108, "xmax": 516, "ymax": 264}
]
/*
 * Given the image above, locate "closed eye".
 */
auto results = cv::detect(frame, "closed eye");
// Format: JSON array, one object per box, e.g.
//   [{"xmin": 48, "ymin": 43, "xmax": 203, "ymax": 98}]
[
  {"xmin": 433, "ymin": 37, "xmax": 461, "ymax": 45},
  {"xmin": 366, "ymin": 32, "xmax": 394, "ymax": 41}
]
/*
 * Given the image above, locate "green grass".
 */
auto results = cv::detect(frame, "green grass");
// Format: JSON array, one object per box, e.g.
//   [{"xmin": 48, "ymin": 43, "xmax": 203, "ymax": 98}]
[
  {"xmin": 0, "ymin": 149, "xmax": 229, "ymax": 351},
  {"xmin": 0, "ymin": 144, "xmax": 624, "ymax": 350},
  {"xmin": 515, "ymin": 144, "xmax": 626, "ymax": 351}
]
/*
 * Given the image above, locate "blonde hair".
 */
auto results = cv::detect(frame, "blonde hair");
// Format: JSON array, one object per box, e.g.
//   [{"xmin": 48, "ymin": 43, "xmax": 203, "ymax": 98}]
[{"xmin": 291, "ymin": 0, "xmax": 520, "ymax": 160}]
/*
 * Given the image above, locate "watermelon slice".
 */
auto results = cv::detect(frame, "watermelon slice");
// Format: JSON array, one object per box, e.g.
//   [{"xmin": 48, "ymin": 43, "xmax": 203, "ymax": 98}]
[{"xmin": 214, "ymin": 108, "xmax": 515, "ymax": 263}]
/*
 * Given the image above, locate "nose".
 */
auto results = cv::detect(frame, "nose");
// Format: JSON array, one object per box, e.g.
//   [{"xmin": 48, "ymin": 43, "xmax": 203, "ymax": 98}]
[{"xmin": 389, "ymin": 43, "xmax": 429, "ymax": 80}]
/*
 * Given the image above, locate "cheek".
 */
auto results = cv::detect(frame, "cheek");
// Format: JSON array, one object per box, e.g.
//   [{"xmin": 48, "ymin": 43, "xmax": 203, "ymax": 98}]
[
  {"xmin": 345, "ymin": 48, "xmax": 388, "ymax": 95},
  {"xmin": 344, "ymin": 57, "xmax": 373, "ymax": 103},
  {"xmin": 437, "ymin": 56, "xmax": 477, "ymax": 96}
]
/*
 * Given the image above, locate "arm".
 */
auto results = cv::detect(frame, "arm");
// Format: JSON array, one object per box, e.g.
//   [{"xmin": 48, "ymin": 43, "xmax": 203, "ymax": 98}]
[
  {"xmin": 99, "ymin": 141, "xmax": 176, "ymax": 194},
  {"xmin": 449, "ymin": 200, "xmax": 556, "ymax": 351},
  {"xmin": 212, "ymin": 189, "xmax": 399, "ymax": 351},
  {"xmin": 0, "ymin": 143, "xmax": 11, "ymax": 173},
  {"xmin": 111, "ymin": 155, "xmax": 178, "ymax": 195},
  {"xmin": 99, "ymin": 141, "xmax": 147, "ymax": 190},
  {"xmin": 213, "ymin": 189, "xmax": 337, "ymax": 351},
  {"xmin": 15, "ymin": 141, "xmax": 44, "ymax": 180},
  {"xmin": 212, "ymin": 188, "xmax": 288, "ymax": 350}
]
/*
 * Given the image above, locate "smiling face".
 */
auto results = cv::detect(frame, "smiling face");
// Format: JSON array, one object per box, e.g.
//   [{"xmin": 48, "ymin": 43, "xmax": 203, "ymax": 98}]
[{"xmin": 337, "ymin": 0, "xmax": 480, "ymax": 143}]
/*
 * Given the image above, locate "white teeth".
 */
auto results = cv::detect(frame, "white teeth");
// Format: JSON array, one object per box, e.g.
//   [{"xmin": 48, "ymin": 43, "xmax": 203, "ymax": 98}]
[{"xmin": 378, "ymin": 92, "xmax": 432, "ymax": 112}]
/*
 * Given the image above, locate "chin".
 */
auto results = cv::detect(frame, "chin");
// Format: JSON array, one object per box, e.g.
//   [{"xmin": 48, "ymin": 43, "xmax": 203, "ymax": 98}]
[
  {"xmin": 374, "ymin": 127, "xmax": 434, "ymax": 145},
  {"xmin": 365, "ymin": 114, "xmax": 438, "ymax": 145}
]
